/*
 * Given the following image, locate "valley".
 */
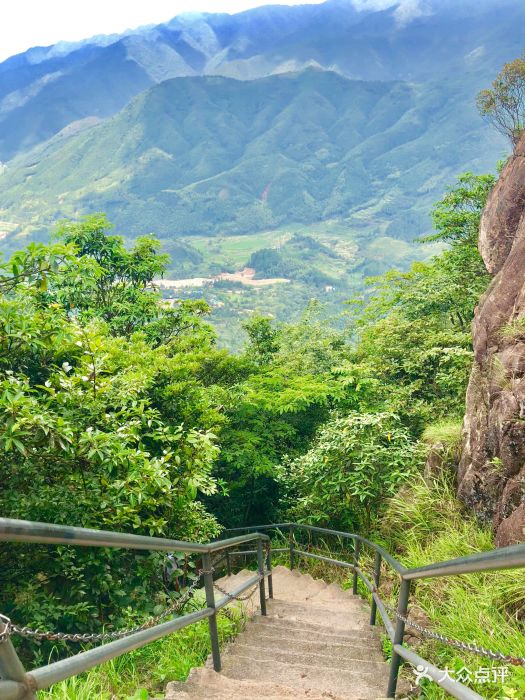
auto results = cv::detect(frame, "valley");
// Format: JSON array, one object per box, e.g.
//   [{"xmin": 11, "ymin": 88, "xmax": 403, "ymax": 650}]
[{"xmin": 0, "ymin": 0, "xmax": 520, "ymax": 344}]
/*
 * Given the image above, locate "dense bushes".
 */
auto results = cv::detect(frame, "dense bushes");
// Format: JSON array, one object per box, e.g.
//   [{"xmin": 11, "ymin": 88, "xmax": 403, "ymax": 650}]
[
  {"xmin": 279, "ymin": 411, "xmax": 421, "ymax": 533},
  {"xmin": 0, "ymin": 171, "xmax": 499, "ymax": 677},
  {"xmin": 0, "ymin": 218, "xmax": 230, "ymax": 656}
]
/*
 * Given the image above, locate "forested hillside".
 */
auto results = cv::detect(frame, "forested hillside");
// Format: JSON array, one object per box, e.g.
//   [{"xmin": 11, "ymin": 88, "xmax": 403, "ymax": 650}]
[
  {"xmin": 1, "ymin": 0, "xmax": 524, "ymax": 163},
  {"xmin": 0, "ymin": 70, "xmax": 502, "ymax": 247},
  {"xmin": 2, "ymin": 0, "xmax": 522, "ymax": 346},
  {"xmin": 2, "ymin": 165, "xmax": 524, "ymax": 697}
]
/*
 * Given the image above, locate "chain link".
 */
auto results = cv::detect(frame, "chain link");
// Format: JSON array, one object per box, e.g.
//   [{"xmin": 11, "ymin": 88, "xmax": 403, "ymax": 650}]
[
  {"xmin": 382, "ymin": 599, "xmax": 525, "ymax": 668},
  {"xmin": 0, "ymin": 568, "xmax": 213, "ymax": 645},
  {"xmin": 212, "ymin": 541, "xmax": 269, "ymax": 603},
  {"xmin": 0, "ymin": 614, "xmax": 11, "ymax": 644},
  {"xmin": 213, "ymin": 574, "xmax": 262, "ymax": 602}
]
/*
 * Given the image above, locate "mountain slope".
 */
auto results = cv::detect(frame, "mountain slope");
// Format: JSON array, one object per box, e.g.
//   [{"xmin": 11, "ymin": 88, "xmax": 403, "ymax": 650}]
[
  {"xmin": 0, "ymin": 69, "xmax": 506, "ymax": 254},
  {"xmin": 0, "ymin": 0, "xmax": 523, "ymax": 162}
]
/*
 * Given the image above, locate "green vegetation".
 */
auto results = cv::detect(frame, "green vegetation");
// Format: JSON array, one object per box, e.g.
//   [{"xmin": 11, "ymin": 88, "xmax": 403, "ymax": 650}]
[
  {"xmin": 1, "ymin": 169, "xmax": 523, "ymax": 699},
  {"xmin": 380, "ymin": 475, "xmax": 525, "ymax": 699},
  {"xmin": 276, "ymin": 172, "xmax": 494, "ymax": 534},
  {"xmin": 0, "ymin": 70, "xmax": 503, "ymax": 251},
  {"xmin": 38, "ymin": 604, "xmax": 242, "ymax": 699},
  {"xmin": 0, "ymin": 58, "xmax": 507, "ymax": 347},
  {"xmin": 478, "ymin": 50, "xmax": 525, "ymax": 146},
  {"xmin": 280, "ymin": 411, "xmax": 421, "ymax": 533},
  {"xmin": 0, "ymin": 68, "xmax": 505, "ymax": 347}
]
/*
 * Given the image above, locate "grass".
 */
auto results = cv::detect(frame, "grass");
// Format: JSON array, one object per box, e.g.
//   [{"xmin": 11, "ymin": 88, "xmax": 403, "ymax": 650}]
[
  {"xmin": 186, "ymin": 220, "xmax": 360, "ymax": 275},
  {"xmin": 500, "ymin": 316, "xmax": 525, "ymax": 341},
  {"xmin": 421, "ymin": 420, "xmax": 463, "ymax": 449},
  {"xmin": 378, "ymin": 474, "xmax": 525, "ymax": 699},
  {"xmin": 273, "ymin": 474, "xmax": 525, "ymax": 699},
  {"xmin": 37, "ymin": 599, "xmax": 244, "ymax": 700}
]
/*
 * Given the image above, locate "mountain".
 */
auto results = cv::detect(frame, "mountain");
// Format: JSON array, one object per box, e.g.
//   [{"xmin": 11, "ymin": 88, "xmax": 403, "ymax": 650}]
[
  {"xmin": 0, "ymin": 0, "xmax": 523, "ymax": 162},
  {"xmin": 0, "ymin": 0, "xmax": 521, "ymax": 345},
  {"xmin": 0, "ymin": 68, "xmax": 505, "ymax": 253}
]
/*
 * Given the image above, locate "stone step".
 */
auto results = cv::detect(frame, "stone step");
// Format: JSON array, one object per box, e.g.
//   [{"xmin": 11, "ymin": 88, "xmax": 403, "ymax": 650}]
[
  {"xmin": 163, "ymin": 565, "xmax": 396, "ymax": 700},
  {"xmin": 222, "ymin": 642, "xmax": 387, "ymax": 675},
  {"xmin": 165, "ymin": 668, "xmax": 349, "ymax": 699},
  {"xmin": 230, "ymin": 629, "xmax": 384, "ymax": 661},
  {"xmin": 225, "ymin": 640, "xmax": 385, "ymax": 669},
  {"xmin": 266, "ymin": 600, "xmax": 372, "ymax": 632},
  {"xmin": 268, "ymin": 596, "xmax": 367, "ymax": 614},
  {"xmin": 215, "ymin": 566, "xmax": 356, "ymax": 608},
  {"xmin": 221, "ymin": 654, "xmax": 389, "ymax": 699},
  {"xmin": 250, "ymin": 614, "xmax": 381, "ymax": 643}
]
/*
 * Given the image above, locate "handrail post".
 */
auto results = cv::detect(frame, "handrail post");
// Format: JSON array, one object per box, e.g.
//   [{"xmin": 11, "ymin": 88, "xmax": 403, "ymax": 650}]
[
  {"xmin": 387, "ymin": 577, "xmax": 411, "ymax": 698},
  {"xmin": 0, "ymin": 618, "xmax": 36, "ymax": 699},
  {"xmin": 226, "ymin": 550, "xmax": 232, "ymax": 577},
  {"xmin": 202, "ymin": 552, "xmax": 221, "ymax": 672},
  {"xmin": 257, "ymin": 538, "xmax": 267, "ymax": 616},
  {"xmin": 289, "ymin": 524, "xmax": 295, "ymax": 570},
  {"xmin": 370, "ymin": 550, "xmax": 382, "ymax": 626},
  {"xmin": 352, "ymin": 539, "xmax": 361, "ymax": 595},
  {"xmin": 266, "ymin": 543, "xmax": 274, "ymax": 599}
]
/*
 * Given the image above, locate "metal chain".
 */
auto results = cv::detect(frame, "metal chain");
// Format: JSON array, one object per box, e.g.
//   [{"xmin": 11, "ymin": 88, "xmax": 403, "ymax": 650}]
[
  {"xmin": 382, "ymin": 599, "xmax": 525, "ymax": 668},
  {"xmin": 213, "ymin": 575, "xmax": 262, "ymax": 602},
  {"xmin": 0, "ymin": 568, "xmax": 213, "ymax": 645}
]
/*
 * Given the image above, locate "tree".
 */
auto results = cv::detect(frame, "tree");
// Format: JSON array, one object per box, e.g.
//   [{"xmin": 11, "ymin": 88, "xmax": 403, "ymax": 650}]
[
  {"xmin": 54, "ymin": 213, "xmax": 170, "ymax": 337},
  {"xmin": 342, "ymin": 173, "xmax": 494, "ymax": 433},
  {"xmin": 0, "ymin": 225, "xmax": 233, "ymax": 658},
  {"xmin": 477, "ymin": 51, "xmax": 525, "ymax": 147},
  {"xmin": 206, "ymin": 304, "xmax": 351, "ymax": 527}
]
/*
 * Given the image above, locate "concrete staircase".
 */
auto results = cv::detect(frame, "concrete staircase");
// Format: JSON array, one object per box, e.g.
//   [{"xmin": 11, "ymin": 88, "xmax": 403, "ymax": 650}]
[{"xmin": 166, "ymin": 565, "xmax": 399, "ymax": 699}]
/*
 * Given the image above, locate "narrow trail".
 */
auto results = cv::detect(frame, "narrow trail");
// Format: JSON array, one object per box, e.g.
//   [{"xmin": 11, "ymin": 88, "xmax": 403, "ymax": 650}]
[{"xmin": 166, "ymin": 565, "xmax": 405, "ymax": 699}]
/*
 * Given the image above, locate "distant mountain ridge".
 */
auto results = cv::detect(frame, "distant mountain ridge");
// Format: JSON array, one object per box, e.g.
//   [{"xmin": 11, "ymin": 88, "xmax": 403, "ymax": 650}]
[
  {"xmin": 1, "ymin": 0, "xmax": 522, "ymax": 343},
  {"xmin": 0, "ymin": 68, "xmax": 505, "ymax": 254},
  {"xmin": 0, "ymin": 0, "xmax": 523, "ymax": 162}
]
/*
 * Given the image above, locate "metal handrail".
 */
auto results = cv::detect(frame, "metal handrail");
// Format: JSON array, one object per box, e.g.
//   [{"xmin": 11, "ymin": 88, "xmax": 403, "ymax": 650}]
[
  {"xmin": 0, "ymin": 518, "xmax": 269, "ymax": 554},
  {"xmin": 0, "ymin": 518, "xmax": 272, "ymax": 700},
  {"xmin": 1, "ymin": 518, "xmax": 523, "ymax": 700},
  {"xmin": 227, "ymin": 522, "xmax": 525, "ymax": 700}
]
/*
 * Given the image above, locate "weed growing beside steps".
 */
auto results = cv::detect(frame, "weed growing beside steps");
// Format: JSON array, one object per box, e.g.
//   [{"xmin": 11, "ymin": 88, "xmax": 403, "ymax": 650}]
[
  {"xmin": 37, "ymin": 605, "xmax": 244, "ymax": 700},
  {"xmin": 268, "ymin": 476, "xmax": 525, "ymax": 699},
  {"xmin": 379, "ymin": 475, "xmax": 525, "ymax": 699}
]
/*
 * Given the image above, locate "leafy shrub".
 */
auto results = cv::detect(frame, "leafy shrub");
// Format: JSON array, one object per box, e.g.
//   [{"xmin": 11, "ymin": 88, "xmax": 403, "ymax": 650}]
[{"xmin": 279, "ymin": 411, "xmax": 421, "ymax": 533}]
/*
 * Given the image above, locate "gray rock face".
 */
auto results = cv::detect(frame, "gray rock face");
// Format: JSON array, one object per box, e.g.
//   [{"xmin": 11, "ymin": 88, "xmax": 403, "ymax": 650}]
[{"xmin": 459, "ymin": 133, "xmax": 525, "ymax": 546}]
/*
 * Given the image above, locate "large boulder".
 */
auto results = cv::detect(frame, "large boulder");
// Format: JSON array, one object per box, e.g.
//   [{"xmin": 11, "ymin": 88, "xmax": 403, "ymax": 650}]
[{"xmin": 458, "ymin": 133, "xmax": 525, "ymax": 546}]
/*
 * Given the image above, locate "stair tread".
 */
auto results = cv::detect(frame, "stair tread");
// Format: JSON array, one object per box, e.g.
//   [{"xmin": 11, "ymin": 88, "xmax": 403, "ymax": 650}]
[
  {"xmin": 221, "ymin": 655, "xmax": 389, "ymax": 698},
  {"xmin": 224, "ymin": 642, "xmax": 386, "ymax": 669},
  {"xmin": 229, "ymin": 635, "xmax": 384, "ymax": 661},
  {"xmin": 251, "ymin": 615, "xmax": 381, "ymax": 642},
  {"xmin": 166, "ymin": 669, "xmax": 349, "ymax": 698},
  {"xmin": 164, "ymin": 565, "xmax": 395, "ymax": 700}
]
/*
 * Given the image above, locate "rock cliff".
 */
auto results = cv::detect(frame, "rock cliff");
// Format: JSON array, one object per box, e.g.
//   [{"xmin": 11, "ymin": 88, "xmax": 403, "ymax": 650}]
[{"xmin": 458, "ymin": 133, "xmax": 525, "ymax": 546}]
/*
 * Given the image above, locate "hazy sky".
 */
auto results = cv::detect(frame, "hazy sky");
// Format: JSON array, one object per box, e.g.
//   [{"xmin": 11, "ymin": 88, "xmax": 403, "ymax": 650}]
[
  {"xmin": 0, "ymin": 0, "xmax": 421, "ymax": 62},
  {"xmin": 0, "ymin": 0, "xmax": 327, "ymax": 61}
]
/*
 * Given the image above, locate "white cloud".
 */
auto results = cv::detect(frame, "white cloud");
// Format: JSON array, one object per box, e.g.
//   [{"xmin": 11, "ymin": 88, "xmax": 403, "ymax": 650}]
[
  {"xmin": 0, "ymin": 0, "xmax": 434, "ymax": 63},
  {"xmin": 351, "ymin": 0, "xmax": 433, "ymax": 26},
  {"xmin": 393, "ymin": 0, "xmax": 432, "ymax": 26}
]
